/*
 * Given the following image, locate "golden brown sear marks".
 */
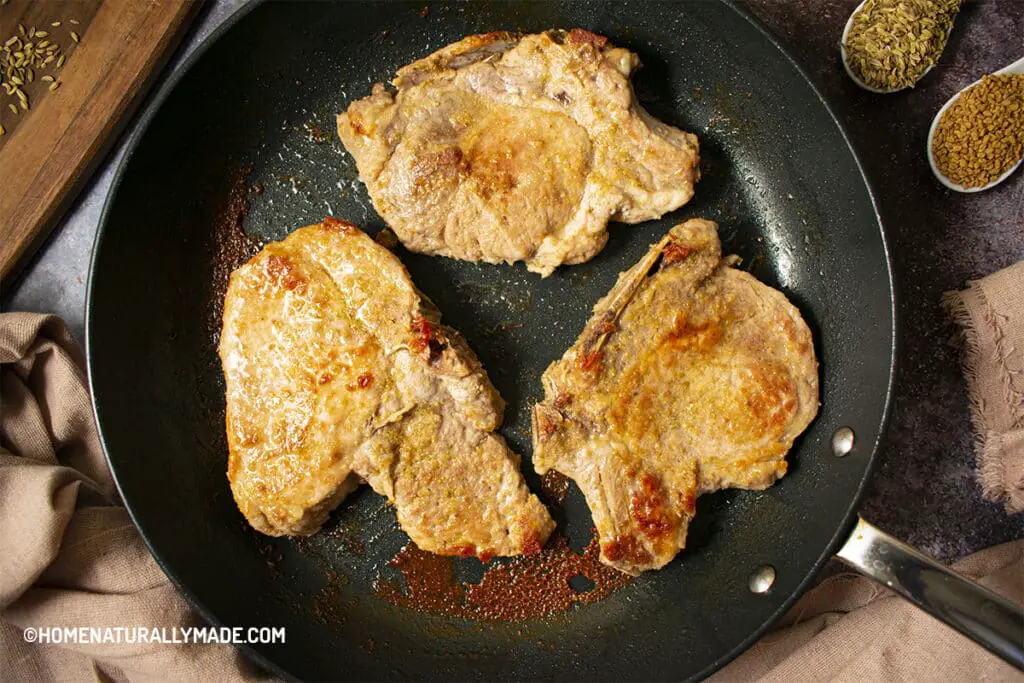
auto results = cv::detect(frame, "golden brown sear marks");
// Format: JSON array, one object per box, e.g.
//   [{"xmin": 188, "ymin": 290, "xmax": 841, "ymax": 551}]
[
  {"xmin": 220, "ymin": 219, "xmax": 553, "ymax": 558},
  {"xmin": 532, "ymin": 219, "xmax": 818, "ymax": 575},
  {"xmin": 337, "ymin": 29, "xmax": 700, "ymax": 276}
]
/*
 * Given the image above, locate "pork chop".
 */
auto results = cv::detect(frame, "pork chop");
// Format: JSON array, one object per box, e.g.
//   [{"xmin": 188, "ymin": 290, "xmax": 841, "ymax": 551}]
[
  {"xmin": 531, "ymin": 219, "xmax": 818, "ymax": 575},
  {"xmin": 337, "ymin": 29, "xmax": 700, "ymax": 277},
  {"xmin": 220, "ymin": 218, "xmax": 554, "ymax": 558}
]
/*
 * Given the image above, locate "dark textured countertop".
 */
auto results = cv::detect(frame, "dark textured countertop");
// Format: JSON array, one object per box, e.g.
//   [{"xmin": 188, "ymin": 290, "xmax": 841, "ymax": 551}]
[
  {"xmin": 743, "ymin": 0, "xmax": 1024, "ymax": 561},
  {"xmin": 4, "ymin": 0, "xmax": 1022, "ymax": 564}
]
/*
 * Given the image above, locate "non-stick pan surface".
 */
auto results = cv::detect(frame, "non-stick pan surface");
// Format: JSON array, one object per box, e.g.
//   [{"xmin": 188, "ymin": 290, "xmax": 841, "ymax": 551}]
[{"xmin": 87, "ymin": 1, "xmax": 894, "ymax": 680}]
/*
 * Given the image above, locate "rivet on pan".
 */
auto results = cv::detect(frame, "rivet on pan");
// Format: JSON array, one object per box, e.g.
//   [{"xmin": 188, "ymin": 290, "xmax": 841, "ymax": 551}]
[
  {"xmin": 748, "ymin": 565, "xmax": 776, "ymax": 594},
  {"xmin": 832, "ymin": 427, "xmax": 855, "ymax": 457}
]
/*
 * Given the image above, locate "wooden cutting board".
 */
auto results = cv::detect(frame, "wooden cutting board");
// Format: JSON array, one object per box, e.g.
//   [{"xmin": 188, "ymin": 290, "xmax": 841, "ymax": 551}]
[{"xmin": 0, "ymin": 0, "xmax": 197, "ymax": 282}]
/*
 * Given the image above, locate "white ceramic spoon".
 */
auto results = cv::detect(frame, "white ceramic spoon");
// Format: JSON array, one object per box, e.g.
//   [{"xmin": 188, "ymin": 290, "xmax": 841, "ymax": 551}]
[
  {"xmin": 926, "ymin": 55, "xmax": 1024, "ymax": 193},
  {"xmin": 840, "ymin": 0, "xmax": 952, "ymax": 94}
]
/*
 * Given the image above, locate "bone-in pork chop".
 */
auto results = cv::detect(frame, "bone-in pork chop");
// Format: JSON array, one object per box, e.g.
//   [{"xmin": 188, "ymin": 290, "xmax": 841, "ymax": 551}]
[
  {"xmin": 220, "ymin": 218, "xmax": 553, "ymax": 558},
  {"xmin": 531, "ymin": 219, "xmax": 818, "ymax": 575},
  {"xmin": 337, "ymin": 30, "xmax": 700, "ymax": 277}
]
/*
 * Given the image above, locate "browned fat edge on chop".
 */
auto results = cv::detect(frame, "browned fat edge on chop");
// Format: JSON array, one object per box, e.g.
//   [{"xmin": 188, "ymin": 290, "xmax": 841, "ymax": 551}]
[
  {"xmin": 337, "ymin": 29, "xmax": 700, "ymax": 276},
  {"xmin": 219, "ymin": 218, "xmax": 553, "ymax": 559},
  {"xmin": 532, "ymin": 219, "xmax": 819, "ymax": 575}
]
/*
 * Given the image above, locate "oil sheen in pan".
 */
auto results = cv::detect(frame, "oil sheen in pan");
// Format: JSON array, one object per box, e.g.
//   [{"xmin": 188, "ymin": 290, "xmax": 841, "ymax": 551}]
[{"xmin": 86, "ymin": 1, "xmax": 893, "ymax": 680}]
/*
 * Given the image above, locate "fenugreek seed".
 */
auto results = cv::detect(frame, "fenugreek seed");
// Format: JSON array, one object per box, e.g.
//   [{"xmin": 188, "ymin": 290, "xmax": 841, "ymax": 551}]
[
  {"xmin": 10, "ymin": 75, "xmax": 21, "ymax": 85},
  {"xmin": 19, "ymin": 99, "xmax": 27, "ymax": 110},
  {"xmin": 0, "ymin": 125, "xmax": 5, "ymax": 136},
  {"xmin": 49, "ymin": 80, "xmax": 59, "ymax": 91},
  {"xmin": 69, "ymin": 19, "xmax": 80, "ymax": 25},
  {"xmin": 28, "ymin": 27, "xmax": 34, "ymax": 38},
  {"xmin": 70, "ymin": 31, "xmax": 80, "ymax": 43},
  {"xmin": 37, "ymin": 40, "xmax": 49, "ymax": 48},
  {"xmin": 18, "ymin": 24, "xmax": 25, "ymax": 36},
  {"xmin": 26, "ymin": 67, "xmax": 32, "ymax": 82},
  {"xmin": 51, "ymin": 21, "xmax": 62, "ymax": 27},
  {"xmin": 4, "ymin": 36, "xmax": 17, "ymax": 47},
  {"xmin": 41, "ymin": 74, "xmax": 53, "ymax": 82},
  {"xmin": 35, "ymin": 30, "xmax": 48, "ymax": 38},
  {"xmin": 932, "ymin": 74, "xmax": 1024, "ymax": 187},
  {"xmin": 8, "ymin": 103, "xmax": 17, "ymax": 115},
  {"xmin": 57, "ymin": 55, "xmax": 65, "ymax": 68}
]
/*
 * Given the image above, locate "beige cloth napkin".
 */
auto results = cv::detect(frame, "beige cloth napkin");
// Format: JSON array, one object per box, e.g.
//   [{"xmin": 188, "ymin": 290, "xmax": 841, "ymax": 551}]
[
  {"xmin": 944, "ymin": 260, "xmax": 1024, "ymax": 514},
  {"xmin": 1, "ymin": 311, "xmax": 1020, "ymax": 681},
  {"xmin": 715, "ymin": 542, "xmax": 1023, "ymax": 681},
  {"xmin": 0, "ymin": 313, "xmax": 265, "ymax": 682}
]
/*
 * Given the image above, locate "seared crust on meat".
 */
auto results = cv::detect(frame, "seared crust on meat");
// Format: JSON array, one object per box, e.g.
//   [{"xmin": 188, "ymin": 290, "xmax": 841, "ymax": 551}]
[
  {"xmin": 220, "ymin": 219, "xmax": 553, "ymax": 558},
  {"xmin": 532, "ymin": 219, "xmax": 818, "ymax": 574},
  {"xmin": 337, "ymin": 29, "xmax": 700, "ymax": 276}
]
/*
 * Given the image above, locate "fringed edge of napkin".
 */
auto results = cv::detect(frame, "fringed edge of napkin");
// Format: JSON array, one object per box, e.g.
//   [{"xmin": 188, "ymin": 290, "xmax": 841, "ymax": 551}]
[{"xmin": 943, "ymin": 286, "xmax": 1024, "ymax": 514}]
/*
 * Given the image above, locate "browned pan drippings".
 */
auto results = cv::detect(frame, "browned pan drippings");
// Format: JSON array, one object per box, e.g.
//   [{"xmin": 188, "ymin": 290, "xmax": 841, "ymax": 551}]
[{"xmin": 375, "ymin": 530, "xmax": 632, "ymax": 621}]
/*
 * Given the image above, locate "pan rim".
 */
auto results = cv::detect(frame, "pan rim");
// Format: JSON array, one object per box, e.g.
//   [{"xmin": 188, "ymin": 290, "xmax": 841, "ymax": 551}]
[
  {"xmin": 690, "ymin": 2, "xmax": 898, "ymax": 679},
  {"xmin": 85, "ymin": 0, "xmax": 290, "ymax": 679},
  {"xmin": 85, "ymin": 1, "xmax": 898, "ymax": 680}
]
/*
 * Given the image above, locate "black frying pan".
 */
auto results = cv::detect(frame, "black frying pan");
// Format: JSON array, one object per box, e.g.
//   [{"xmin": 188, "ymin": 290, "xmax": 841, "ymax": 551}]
[{"xmin": 86, "ymin": 1, "xmax": 1022, "ymax": 680}]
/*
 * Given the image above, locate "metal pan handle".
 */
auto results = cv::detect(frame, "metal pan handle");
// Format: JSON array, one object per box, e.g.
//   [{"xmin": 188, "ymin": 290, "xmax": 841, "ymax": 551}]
[{"xmin": 836, "ymin": 516, "xmax": 1023, "ymax": 669}]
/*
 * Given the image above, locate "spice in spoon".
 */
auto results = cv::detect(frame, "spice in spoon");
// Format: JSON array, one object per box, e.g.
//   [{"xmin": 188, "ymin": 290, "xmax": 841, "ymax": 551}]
[
  {"xmin": 932, "ymin": 74, "xmax": 1024, "ymax": 188},
  {"xmin": 843, "ymin": 0, "xmax": 961, "ymax": 91}
]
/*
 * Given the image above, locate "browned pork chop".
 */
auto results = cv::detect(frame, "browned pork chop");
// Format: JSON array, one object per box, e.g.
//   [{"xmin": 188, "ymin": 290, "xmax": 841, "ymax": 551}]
[
  {"xmin": 337, "ymin": 29, "xmax": 700, "ymax": 277},
  {"xmin": 531, "ymin": 219, "xmax": 818, "ymax": 575},
  {"xmin": 220, "ymin": 218, "xmax": 553, "ymax": 558}
]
